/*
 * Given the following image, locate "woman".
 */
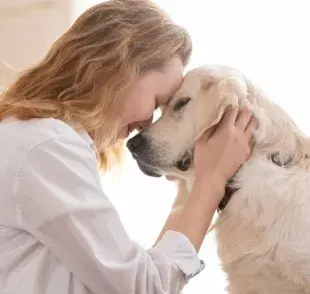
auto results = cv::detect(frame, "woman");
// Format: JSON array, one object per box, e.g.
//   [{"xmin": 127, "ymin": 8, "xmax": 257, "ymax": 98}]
[{"xmin": 0, "ymin": 1, "xmax": 255, "ymax": 293}]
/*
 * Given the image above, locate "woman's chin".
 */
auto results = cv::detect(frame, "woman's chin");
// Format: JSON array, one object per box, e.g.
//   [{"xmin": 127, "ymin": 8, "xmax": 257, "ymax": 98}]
[
  {"xmin": 118, "ymin": 126, "xmax": 130, "ymax": 139},
  {"xmin": 118, "ymin": 124, "xmax": 139, "ymax": 140}
]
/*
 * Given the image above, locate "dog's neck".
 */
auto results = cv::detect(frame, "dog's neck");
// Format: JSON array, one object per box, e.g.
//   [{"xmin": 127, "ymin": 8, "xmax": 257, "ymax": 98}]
[{"xmin": 249, "ymin": 83, "xmax": 310, "ymax": 165}]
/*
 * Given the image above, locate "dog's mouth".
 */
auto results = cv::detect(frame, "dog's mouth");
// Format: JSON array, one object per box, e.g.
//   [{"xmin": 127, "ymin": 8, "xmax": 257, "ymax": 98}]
[
  {"xmin": 134, "ymin": 154, "xmax": 238, "ymax": 212},
  {"xmin": 133, "ymin": 150, "xmax": 193, "ymax": 177},
  {"xmin": 135, "ymin": 158, "xmax": 162, "ymax": 178},
  {"xmin": 218, "ymin": 179, "xmax": 239, "ymax": 212},
  {"xmin": 133, "ymin": 150, "xmax": 238, "ymax": 211}
]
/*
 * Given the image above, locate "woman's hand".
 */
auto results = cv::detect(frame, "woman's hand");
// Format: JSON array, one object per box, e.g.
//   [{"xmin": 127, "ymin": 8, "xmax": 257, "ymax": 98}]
[{"xmin": 194, "ymin": 107, "xmax": 257, "ymax": 187}]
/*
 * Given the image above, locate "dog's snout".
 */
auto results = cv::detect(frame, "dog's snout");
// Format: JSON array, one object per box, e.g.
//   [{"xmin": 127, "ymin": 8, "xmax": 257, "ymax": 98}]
[{"xmin": 126, "ymin": 134, "xmax": 146, "ymax": 154}]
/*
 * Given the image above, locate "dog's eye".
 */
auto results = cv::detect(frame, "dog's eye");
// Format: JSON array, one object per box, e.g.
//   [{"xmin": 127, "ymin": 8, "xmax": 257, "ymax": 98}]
[
  {"xmin": 268, "ymin": 152, "xmax": 292, "ymax": 167},
  {"xmin": 173, "ymin": 97, "xmax": 191, "ymax": 112}
]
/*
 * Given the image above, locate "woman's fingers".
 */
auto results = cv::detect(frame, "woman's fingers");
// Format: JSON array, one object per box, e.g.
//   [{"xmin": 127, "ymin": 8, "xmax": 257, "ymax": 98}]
[
  {"xmin": 199, "ymin": 125, "xmax": 217, "ymax": 142},
  {"xmin": 235, "ymin": 107, "xmax": 253, "ymax": 130},
  {"xmin": 244, "ymin": 117, "xmax": 258, "ymax": 140},
  {"xmin": 200, "ymin": 107, "xmax": 257, "ymax": 143},
  {"xmin": 222, "ymin": 107, "xmax": 239, "ymax": 125}
]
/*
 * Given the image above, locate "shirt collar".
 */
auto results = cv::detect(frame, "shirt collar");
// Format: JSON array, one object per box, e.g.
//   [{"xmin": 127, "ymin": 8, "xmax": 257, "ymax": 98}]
[{"xmin": 78, "ymin": 128, "xmax": 95, "ymax": 150}]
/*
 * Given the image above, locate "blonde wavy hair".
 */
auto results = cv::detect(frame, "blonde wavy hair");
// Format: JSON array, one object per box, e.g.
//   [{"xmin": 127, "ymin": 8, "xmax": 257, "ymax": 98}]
[{"xmin": 0, "ymin": 0, "xmax": 192, "ymax": 171}]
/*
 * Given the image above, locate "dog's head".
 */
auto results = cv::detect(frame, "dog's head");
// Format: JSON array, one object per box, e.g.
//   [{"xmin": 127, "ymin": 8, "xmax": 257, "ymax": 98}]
[
  {"xmin": 128, "ymin": 64, "xmax": 310, "ymax": 222},
  {"xmin": 127, "ymin": 65, "xmax": 256, "ymax": 181}
]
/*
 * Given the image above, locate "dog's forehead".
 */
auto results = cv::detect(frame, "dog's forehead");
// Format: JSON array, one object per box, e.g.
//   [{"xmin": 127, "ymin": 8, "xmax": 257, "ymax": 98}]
[
  {"xmin": 184, "ymin": 67, "xmax": 210, "ymax": 85},
  {"xmin": 173, "ymin": 68, "xmax": 208, "ymax": 99},
  {"xmin": 183, "ymin": 65, "xmax": 243, "ymax": 84},
  {"xmin": 176, "ymin": 65, "xmax": 246, "ymax": 100}
]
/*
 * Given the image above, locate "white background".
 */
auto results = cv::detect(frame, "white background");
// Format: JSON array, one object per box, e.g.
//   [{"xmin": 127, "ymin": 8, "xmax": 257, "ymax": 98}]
[{"xmin": 74, "ymin": 1, "xmax": 310, "ymax": 293}]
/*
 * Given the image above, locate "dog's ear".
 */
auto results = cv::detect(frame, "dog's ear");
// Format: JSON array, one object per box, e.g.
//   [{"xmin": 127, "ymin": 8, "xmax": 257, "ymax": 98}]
[{"xmin": 194, "ymin": 75, "xmax": 249, "ymax": 140}]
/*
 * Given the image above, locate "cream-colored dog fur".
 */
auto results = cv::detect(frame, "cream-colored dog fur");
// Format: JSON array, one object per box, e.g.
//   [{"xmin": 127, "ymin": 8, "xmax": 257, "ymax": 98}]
[{"xmin": 128, "ymin": 65, "xmax": 310, "ymax": 293}]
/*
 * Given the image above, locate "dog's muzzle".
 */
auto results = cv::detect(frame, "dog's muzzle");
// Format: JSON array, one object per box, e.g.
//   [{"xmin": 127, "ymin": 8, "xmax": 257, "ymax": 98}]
[
  {"xmin": 135, "ymin": 160, "xmax": 162, "ymax": 178},
  {"xmin": 127, "ymin": 134, "xmax": 163, "ymax": 177}
]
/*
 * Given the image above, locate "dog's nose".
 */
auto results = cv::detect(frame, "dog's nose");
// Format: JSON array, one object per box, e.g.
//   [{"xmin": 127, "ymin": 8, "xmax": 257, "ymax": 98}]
[{"xmin": 126, "ymin": 134, "xmax": 145, "ymax": 154}]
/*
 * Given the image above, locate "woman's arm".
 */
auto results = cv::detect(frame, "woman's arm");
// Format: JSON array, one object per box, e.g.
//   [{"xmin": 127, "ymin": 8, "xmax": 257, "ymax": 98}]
[
  {"xmin": 169, "ymin": 176, "xmax": 224, "ymax": 252},
  {"xmin": 154, "ymin": 180, "xmax": 189, "ymax": 245},
  {"xmin": 154, "ymin": 176, "xmax": 223, "ymax": 252},
  {"xmin": 15, "ymin": 132, "xmax": 200, "ymax": 294}
]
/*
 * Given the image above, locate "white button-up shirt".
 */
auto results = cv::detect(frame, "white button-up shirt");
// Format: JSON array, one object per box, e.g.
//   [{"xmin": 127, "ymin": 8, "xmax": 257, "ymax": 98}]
[{"xmin": 0, "ymin": 117, "xmax": 204, "ymax": 294}]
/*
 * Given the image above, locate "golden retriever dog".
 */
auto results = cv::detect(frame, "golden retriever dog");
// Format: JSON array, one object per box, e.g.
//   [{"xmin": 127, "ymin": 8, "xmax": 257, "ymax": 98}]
[{"xmin": 126, "ymin": 65, "xmax": 310, "ymax": 294}]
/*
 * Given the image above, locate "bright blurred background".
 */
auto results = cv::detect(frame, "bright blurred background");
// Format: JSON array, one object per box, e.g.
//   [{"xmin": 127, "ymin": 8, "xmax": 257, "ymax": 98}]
[{"xmin": 1, "ymin": 1, "xmax": 309, "ymax": 293}]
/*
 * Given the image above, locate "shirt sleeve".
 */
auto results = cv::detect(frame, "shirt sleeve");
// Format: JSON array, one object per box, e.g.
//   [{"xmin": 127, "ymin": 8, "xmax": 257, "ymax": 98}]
[{"xmin": 15, "ymin": 133, "xmax": 204, "ymax": 294}]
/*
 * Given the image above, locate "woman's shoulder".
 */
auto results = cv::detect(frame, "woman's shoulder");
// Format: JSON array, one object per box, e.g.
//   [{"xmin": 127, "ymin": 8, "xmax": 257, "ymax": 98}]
[
  {"xmin": 0, "ymin": 117, "xmax": 91, "ymax": 150},
  {"xmin": 0, "ymin": 117, "xmax": 96, "ymax": 190}
]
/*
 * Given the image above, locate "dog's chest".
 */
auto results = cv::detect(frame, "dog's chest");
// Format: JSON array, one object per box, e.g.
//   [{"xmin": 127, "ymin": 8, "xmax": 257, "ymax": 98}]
[{"xmin": 214, "ymin": 156, "xmax": 310, "ymax": 293}]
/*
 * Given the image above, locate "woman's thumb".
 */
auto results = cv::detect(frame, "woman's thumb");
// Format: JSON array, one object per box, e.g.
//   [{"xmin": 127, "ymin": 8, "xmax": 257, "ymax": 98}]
[{"xmin": 198, "ymin": 126, "xmax": 216, "ymax": 142}]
